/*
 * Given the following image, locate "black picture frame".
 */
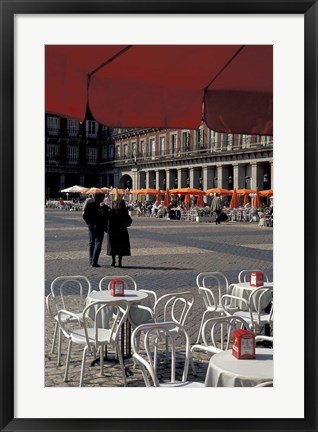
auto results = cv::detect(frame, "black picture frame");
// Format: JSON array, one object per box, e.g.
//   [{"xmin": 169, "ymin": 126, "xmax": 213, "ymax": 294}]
[{"xmin": 0, "ymin": 1, "xmax": 317, "ymax": 431}]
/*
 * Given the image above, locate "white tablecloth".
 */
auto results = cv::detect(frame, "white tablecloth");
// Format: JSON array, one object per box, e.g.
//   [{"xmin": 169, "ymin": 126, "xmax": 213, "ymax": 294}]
[
  {"xmin": 86, "ymin": 290, "xmax": 150, "ymax": 328},
  {"xmin": 230, "ymin": 282, "xmax": 273, "ymax": 310},
  {"xmin": 204, "ymin": 348, "xmax": 273, "ymax": 387}
]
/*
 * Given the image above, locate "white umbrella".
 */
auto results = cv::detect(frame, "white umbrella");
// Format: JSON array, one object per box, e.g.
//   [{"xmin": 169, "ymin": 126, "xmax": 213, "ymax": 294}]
[{"xmin": 60, "ymin": 185, "xmax": 88, "ymax": 193}]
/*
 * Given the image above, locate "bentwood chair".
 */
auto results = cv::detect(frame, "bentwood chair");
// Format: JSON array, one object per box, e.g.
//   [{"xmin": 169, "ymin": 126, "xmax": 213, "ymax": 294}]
[
  {"xmin": 58, "ymin": 300, "xmax": 129, "ymax": 386},
  {"xmin": 45, "ymin": 275, "xmax": 92, "ymax": 366},
  {"xmin": 195, "ymin": 272, "xmax": 232, "ymax": 343},
  {"xmin": 131, "ymin": 322, "xmax": 204, "ymax": 387},
  {"xmin": 190, "ymin": 315, "xmax": 249, "ymax": 375}
]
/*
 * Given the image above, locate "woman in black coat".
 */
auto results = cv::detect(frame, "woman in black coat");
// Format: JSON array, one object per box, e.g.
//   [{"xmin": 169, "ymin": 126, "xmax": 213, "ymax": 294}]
[{"xmin": 106, "ymin": 199, "xmax": 132, "ymax": 268}]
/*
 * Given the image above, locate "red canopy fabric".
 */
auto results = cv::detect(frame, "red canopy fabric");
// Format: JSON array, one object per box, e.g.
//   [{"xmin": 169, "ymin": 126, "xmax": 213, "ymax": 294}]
[{"xmin": 45, "ymin": 45, "xmax": 273, "ymax": 135}]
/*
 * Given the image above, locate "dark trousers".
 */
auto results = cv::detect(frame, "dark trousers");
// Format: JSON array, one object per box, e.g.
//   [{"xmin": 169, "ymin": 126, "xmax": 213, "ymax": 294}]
[
  {"xmin": 215, "ymin": 210, "xmax": 221, "ymax": 224},
  {"xmin": 88, "ymin": 225, "xmax": 104, "ymax": 265}
]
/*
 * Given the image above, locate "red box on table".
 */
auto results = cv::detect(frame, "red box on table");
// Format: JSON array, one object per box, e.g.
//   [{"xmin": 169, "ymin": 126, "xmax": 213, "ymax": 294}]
[
  {"xmin": 232, "ymin": 329, "xmax": 256, "ymax": 359},
  {"xmin": 110, "ymin": 279, "xmax": 125, "ymax": 296},
  {"xmin": 250, "ymin": 271, "xmax": 264, "ymax": 287}
]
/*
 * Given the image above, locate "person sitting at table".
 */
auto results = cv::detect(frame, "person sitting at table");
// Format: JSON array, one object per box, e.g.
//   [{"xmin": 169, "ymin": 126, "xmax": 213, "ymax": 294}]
[{"xmin": 151, "ymin": 201, "xmax": 159, "ymax": 216}]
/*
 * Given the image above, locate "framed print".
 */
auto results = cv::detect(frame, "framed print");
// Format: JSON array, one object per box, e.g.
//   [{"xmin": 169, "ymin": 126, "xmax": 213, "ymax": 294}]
[{"xmin": 1, "ymin": 0, "xmax": 317, "ymax": 431}]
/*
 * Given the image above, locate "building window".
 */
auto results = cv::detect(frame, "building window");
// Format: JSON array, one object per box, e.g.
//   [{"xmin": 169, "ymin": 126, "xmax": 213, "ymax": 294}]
[
  {"xmin": 196, "ymin": 128, "xmax": 204, "ymax": 149},
  {"xmin": 170, "ymin": 133, "xmax": 177, "ymax": 156},
  {"xmin": 159, "ymin": 136, "xmax": 165, "ymax": 156},
  {"xmin": 102, "ymin": 146, "xmax": 108, "ymax": 161},
  {"xmin": 67, "ymin": 119, "xmax": 80, "ymax": 136},
  {"xmin": 149, "ymin": 137, "xmax": 156, "ymax": 159},
  {"xmin": 47, "ymin": 144, "xmax": 59, "ymax": 160},
  {"xmin": 86, "ymin": 120, "xmax": 98, "ymax": 138},
  {"xmin": 242, "ymin": 135, "xmax": 250, "ymax": 148},
  {"xmin": 140, "ymin": 140, "xmax": 146, "ymax": 157},
  {"xmin": 182, "ymin": 131, "xmax": 190, "ymax": 154},
  {"xmin": 47, "ymin": 116, "xmax": 60, "ymax": 135},
  {"xmin": 109, "ymin": 145, "xmax": 115, "ymax": 159},
  {"xmin": 87, "ymin": 147, "xmax": 97, "ymax": 164},
  {"xmin": 67, "ymin": 145, "xmax": 79, "ymax": 163},
  {"xmin": 116, "ymin": 145, "xmax": 121, "ymax": 159},
  {"xmin": 209, "ymin": 130, "xmax": 218, "ymax": 151},
  {"xmin": 132, "ymin": 141, "xmax": 137, "ymax": 157},
  {"xmin": 124, "ymin": 143, "xmax": 129, "ymax": 160}
]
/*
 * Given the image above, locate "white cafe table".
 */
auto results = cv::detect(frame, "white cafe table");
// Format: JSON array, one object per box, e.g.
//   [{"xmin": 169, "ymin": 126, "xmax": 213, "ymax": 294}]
[
  {"xmin": 229, "ymin": 282, "xmax": 273, "ymax": 310},
  {"xmin": 204, "ymin": 348, "xmax": 273, "ymax": 387},
  {"xmin": 86, "ymin": 290, "xmax": 149, "ymax": 362}
]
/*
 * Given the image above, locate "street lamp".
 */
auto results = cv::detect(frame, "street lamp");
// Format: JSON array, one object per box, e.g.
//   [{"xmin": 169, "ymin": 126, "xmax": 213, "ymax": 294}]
[
  {"xmin": 186, "ymin": 177, "xmax": 190, "ymax": 187},
  {"xmin": 228, "ymin": 176, "xmax": 233, "ymax": 188},
  {"xmin": 214, "ymin": 177, "xmax": 218, "ymax": 187},
  {"xmin": 245, "ymin": 176, "xmax": 250, "ymax": 187},
  {"xmin": 174, "ymin": 178, "xmax": 178, "ymax": 188},
  {"xmin": 153, "ymin": 178, "xmax": 156, "ymax": 188},
  {"xmin": 263, "ymin": 173, "xmax": 269, "ymax": 184},
  {"xmin": 163, "ymin": 178, "xmax": 166, "ymax": 190}
]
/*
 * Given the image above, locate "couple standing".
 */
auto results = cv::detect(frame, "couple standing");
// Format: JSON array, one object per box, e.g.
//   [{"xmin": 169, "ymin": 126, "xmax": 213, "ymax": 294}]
[{"xmin": 83, "ymin": 192, "xmax": 132, "ymax": 268}]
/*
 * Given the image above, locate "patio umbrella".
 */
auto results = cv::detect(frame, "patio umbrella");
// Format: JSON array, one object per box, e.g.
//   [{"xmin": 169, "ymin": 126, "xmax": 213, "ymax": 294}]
[
  {"xmin": 45, "ymin": 45, "xmax": 273, "ymax": 135},
  {"xmin": 230, "ymin": 188, "xmax": 239, "ymax": 209},
  {"xmin": 131, "ymin": 188, "xmax": 163, "ymax": 195},
  {"xmin": 169, "ymin": 187, "xmax": 206, "ymax": 195},
  {"xmin": 243, "ymin": 194, "xmax": 250, "ymax": 206},
  {"xmin": 259, "ymin": 189, "xmax": 273, "ymax": 197},
  {"xmin": 205, "ymin": 188, "xmax": 232, "ymax": 196},
  {"xmin": 235, "ymin": 188, "xmax": 257, "ymax": 195},
  {"xmin": 85, "ymin": 187, "xmax": 103, "ymax": 194},
  {"xmin": 253, "ymin": 189, "xmax": 262, "ymax": 208},
  {"xmin": 196, "ymin": 194, "xmax": 205, "ymax": 207},
  {"xmin": 60, "ymin": 185, "xmax": 88, "ymax": 193},
  {"xmin": 163, "ymin": 189, "xmax": 170, "ymax": 206},
  {"xmin": 156, "ymin": 188, "xmax": 163, "ymax": 203}
]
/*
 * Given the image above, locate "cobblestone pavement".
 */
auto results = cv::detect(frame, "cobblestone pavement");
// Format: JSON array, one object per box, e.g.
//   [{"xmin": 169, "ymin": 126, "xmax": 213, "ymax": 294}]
[{"xmin": 45, "ymin": 208, "xmax": 273, "ymax": 387}]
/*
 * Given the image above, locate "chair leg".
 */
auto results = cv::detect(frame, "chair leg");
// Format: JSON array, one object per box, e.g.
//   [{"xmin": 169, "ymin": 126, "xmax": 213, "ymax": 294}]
[
  {"xmin": 196, "ymin": 311, "xmax": 207, "ymax": 344},
  {"xmin": 64, "ymin": 339, "xmax": 72, "ymax": 382},
  {"xmin": 116, "ymin": 345, "xmax": 127, "ymax": 387},
  {"xmin": 51, "ymin": 321, "xmax": 58, "ymax": 354},
  {"xmin": 190, "ymin": 355, "xmax": 197, "ymax": 376},
  {"xmin": 57, "ymin": 327, "xmax": 62, "ymax": 366},
  {"xmin": 80, "ymin": 346, "xmax": 88, "ymax": 387},
  {"xmin": 99, "ymin": 345, "xmax": 104, "ymax": 377}
]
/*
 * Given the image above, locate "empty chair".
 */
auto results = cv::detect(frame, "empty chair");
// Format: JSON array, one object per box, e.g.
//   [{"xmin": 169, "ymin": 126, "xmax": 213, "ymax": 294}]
[
  {"xmin": 45, "ymin": 275, "xmax": 92, "ymax": 366},
  {"xmin": 190, "ymin": 315, "xmax": 249, "ymax": 375},
  {"xmin": 58, "ymin": 299, "xmax": 129, "ymax": 386},
  {"xmin": 131, "ymin": 322, "xmax": 204, "ymax": 387},
  {"xmin": 221, "ymin": 285, "xmax": 273, "ymax": 333},
  {"xmin": 254, "ymin": 381, "xmax": 273, "ymax": 387},
  {"xmin": 238, "ymin": 269, "xmax": 269, "ymax": 283},
  {"xmin": 195, "ymin": 272, "xmax": 231, "ymax": 343}
]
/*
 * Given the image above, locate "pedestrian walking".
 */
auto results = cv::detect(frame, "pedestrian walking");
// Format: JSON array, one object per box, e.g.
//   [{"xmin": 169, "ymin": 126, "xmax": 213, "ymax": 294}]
[
  {"xmin": 211, "ymin": 193, "xmax": 222, "ymax": 225},
  {"xmin": 106, "ymin": 199, "xmax": 132, "ymax": 268},
  {"xmin": 82, "ymin": 192, "xmax": 105, "ymax": 267}
]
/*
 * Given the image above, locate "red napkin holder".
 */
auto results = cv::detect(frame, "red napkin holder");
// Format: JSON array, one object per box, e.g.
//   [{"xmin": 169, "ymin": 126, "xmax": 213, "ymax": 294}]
[
  {"xmin": 250, "ymin": 271, "xmax": 264, "ymax": 287},
  {"xmin": 232, "ymin": 329, "xmax": 256, "ymax": 359},
  {"xmin": 110, "ymin": 279, "xmax": 125, "ymax": 296}
]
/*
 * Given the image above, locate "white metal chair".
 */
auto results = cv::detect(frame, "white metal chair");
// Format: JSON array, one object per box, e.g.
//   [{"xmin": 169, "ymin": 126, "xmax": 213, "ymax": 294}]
[
  {"xmin": 195, "ymin": 272, "xmax": 232, "ymax": 343},
  {"xmin": 254, "ymin": 381, "xmax": 273, "ymax": 387},
  {"xmin": 58, "ymin": 299, "xmax": 129, "ymax": 386},
  {"xmin": 221, "ymin": 285, "xmax": 273, "ymax": 333},
  {"xmin": 237, "ymin": 269, "xmax": 269, "ymax": 283},
  {"xmin": 45, "ymin": 275, "xmax": 92, "ymax": 366},
  {"xmin": 131, "ymin": 322, "xmax": 204, "ymax": 387},
  {"xmin": 190, "ymin": 315, "xmax": 249, "ymax": 375}
]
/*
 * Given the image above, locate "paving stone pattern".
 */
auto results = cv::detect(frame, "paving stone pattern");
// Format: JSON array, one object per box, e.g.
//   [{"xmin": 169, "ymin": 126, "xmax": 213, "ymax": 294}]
[{"xmin": 45, "ymin": 209, "xmax": 273, "ymax": 387}]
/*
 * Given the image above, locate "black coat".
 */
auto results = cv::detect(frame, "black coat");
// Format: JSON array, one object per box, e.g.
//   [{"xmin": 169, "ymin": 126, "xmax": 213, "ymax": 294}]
[
  {"xmin": 106, "ymin": 209, "xmax": 132, "ymax": 256},
  {"xmin": 83, "ymin": 199, "xmax": 104, "ymax": 229}
]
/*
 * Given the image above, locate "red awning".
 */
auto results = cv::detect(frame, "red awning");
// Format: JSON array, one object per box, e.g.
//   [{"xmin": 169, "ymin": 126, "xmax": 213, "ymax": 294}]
[{"xmin": 45, "ymin": 45, "xmax": 272, "ymax": 135}]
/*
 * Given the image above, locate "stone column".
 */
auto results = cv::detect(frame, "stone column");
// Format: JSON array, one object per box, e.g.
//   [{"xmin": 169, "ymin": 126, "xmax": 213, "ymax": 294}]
[{"xmin": 250, "ymin": 163, "xmax": 258, "ymax": 190}]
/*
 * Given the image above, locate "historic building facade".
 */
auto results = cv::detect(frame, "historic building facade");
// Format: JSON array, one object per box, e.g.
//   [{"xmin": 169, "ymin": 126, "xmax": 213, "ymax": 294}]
[{"xmin": 45, "ymin": 114, "xmax": 273, "ymax": 199}]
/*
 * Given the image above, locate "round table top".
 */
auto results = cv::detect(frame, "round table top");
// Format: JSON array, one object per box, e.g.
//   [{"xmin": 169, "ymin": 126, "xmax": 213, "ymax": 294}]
[
  {"xmin": 232, "ymin": 281, "xmax": 273, "ymax": 290},
  {"xmin": 206, "ymin": 348, "xmax": 273, "ymax": 387},
  {"xmin": 88, "ymin": 289, "xmax": 148, "ymax": 303}
]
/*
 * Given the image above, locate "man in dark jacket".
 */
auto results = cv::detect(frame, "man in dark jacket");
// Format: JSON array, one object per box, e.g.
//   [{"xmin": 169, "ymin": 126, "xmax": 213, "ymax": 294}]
[{"xmin": 83, "ymin": 192, "xmax": 105, "ymax": 267}]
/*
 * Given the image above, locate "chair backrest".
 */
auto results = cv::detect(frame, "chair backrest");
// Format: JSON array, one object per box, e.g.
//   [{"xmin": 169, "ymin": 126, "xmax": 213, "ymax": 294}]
[
  {"xmin": 153, "ymin": 291, "xmax": 194, "ymax": 326},
  {"xmin": 201, "ymin": 316, "xmax": 250, "ymax": 351},
  {"xmin": 254, "ymin": 381, "xmax": 273, "ymax": 387},
  {"xmin": 99, "ymin": 275, "xmax": 137, "ymax": 291},
  {"xmin": 131, "ymin": 322, "xmax": 191, "ymax": 387},
  {"xmin": 48, "ymin": 275, "xmax": 92, "ymax": 315},
  {"xmin": 238, "ymin": 270, "xmax": 269, "ymax": 283},
  {"xmin": 196, "ymin": 272, "xmax": 229, "ymax": 310},
  {"xmin": 248, "ymin": 286, "xmax": 273, "ymax": 327},
  {"xmin": 82, "ymin": 300, "xmax": 129, "ymax": 345}
]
